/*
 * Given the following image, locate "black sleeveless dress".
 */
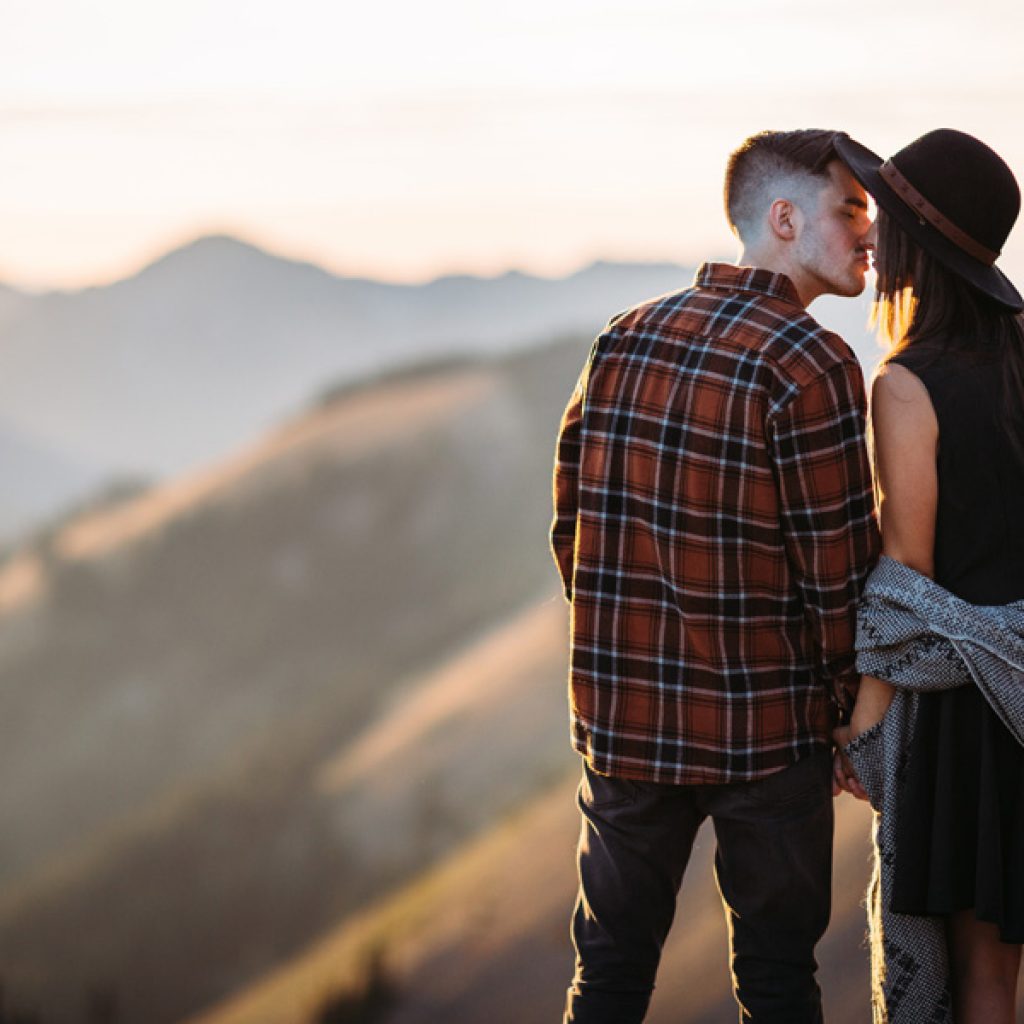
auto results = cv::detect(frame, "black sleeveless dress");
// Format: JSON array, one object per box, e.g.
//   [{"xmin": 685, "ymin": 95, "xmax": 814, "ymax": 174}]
[{"xmin": 886, "ymin": 343, "xmax": 1024, "ymax": 943}]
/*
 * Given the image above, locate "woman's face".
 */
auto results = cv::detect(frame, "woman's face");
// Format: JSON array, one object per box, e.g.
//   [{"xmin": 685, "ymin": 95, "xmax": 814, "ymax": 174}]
[
  {"xmin": 864, "ymin": 218, "xmax": 880, "ymax": 272},
  {"xmin": 864, "ymin": 215, "xmax": 884, "ymax": 276}
]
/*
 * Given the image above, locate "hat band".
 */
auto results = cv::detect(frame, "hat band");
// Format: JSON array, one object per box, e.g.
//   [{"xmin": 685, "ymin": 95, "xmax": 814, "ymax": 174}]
[{"xmin": 879, "ymin": 160, "xmax": 1000, "ymax": 266}]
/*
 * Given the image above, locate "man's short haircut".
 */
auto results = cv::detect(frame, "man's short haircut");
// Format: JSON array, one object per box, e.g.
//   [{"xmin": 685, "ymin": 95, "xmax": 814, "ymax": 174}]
[{"xmin": 724, "ymin": 129, "xmax": 840, "ymax": 241}]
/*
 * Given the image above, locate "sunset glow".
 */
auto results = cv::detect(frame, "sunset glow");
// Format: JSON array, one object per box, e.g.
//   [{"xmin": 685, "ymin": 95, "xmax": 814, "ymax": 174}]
[{"xmin": 1, "ymin": 1, "xmax": 1023, "ymax": 289}]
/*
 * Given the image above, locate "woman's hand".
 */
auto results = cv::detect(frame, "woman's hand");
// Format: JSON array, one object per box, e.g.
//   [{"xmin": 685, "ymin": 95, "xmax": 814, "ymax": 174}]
[
  {"xmin": 832, "ymin": 674, "xmax": 897, "ymax": 800},
  {"xmin": 831, "ymin": 724, "xmax": 868, "ymax": 800}
]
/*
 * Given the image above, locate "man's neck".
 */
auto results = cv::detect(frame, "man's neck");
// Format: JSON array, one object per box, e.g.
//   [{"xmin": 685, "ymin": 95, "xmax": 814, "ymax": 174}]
[{"xmin": 736, "ymin": 249, "xmax": 818, "ymax": 308}]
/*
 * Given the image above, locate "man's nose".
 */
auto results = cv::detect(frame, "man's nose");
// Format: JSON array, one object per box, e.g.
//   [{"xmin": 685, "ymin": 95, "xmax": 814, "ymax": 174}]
[{"xmin": 862, "ymin": 221, "xmax": 878, "ymax": 248}]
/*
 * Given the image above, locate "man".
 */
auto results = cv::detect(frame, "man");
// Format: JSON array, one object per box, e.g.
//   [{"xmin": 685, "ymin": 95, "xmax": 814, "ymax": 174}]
[{"xmin": 550, "ymin": 130, "xmax": 881, "ymax": 1023}]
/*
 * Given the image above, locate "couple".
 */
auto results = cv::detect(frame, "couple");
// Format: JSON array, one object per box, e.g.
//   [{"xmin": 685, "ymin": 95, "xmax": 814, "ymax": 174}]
[{"xmin": 550, "ymin": 128, "xmax": 1024, "ymax": 1023}]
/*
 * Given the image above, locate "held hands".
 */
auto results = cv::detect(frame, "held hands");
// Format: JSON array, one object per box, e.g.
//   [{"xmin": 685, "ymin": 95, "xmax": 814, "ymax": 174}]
[
  {"xmin": 831, "ymin": 725, "xmax": 868, "ymax": 800},
  {"xmin": 831, "ymin": 675, "xmax": 896, "ymax": 801}
]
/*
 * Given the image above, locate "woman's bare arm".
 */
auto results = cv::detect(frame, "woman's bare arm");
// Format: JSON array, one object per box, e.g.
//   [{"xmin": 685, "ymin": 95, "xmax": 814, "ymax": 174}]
[{"xmin": 850, "ymin": 361, "xmax": 939, "ymax": 738}]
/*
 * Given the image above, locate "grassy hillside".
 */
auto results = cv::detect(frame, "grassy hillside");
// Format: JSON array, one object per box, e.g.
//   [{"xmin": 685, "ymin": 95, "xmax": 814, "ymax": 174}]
[
  {"xmin": 188, "ymin": 771, "xmax": 881, "ymax": 1024},
  {"xmin": 0, "ymin": 336, "xmax": 588, "ymax": 1023}
]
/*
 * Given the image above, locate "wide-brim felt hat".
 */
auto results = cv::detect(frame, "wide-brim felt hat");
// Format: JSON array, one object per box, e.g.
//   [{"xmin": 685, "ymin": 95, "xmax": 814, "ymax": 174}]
[{"xmin": 834, "ymin": 129, "xmax": 1024, "ymax": 312}]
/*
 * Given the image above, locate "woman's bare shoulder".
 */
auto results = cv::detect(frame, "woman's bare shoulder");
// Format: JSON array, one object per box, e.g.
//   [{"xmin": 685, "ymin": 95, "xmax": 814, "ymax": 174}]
[
  {"xmin": 872, "ymin": 360, "xmax": 931, "ymax": 401},
  {"xmin": 871, "ymin": 361, "xmax": 937, "ymax": 430}
]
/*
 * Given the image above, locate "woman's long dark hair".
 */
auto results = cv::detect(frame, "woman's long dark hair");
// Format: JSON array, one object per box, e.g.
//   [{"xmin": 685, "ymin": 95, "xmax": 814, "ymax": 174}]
[{"xmin": 872, "ymin": 207, "xmax": 1024, "ymax": 464}]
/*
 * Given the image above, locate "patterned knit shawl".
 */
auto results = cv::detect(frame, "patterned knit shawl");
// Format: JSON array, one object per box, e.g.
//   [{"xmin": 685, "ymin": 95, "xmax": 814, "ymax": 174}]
[{"xmin": 846, "ymin": 556, "xmax": 1024, "ymax": 1024}]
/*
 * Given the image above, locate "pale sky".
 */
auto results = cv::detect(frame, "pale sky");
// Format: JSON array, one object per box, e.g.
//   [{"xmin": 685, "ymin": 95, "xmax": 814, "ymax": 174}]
[{"xmin": 1, "ymin": 0, "xmax": 1023, "ymax": 289}]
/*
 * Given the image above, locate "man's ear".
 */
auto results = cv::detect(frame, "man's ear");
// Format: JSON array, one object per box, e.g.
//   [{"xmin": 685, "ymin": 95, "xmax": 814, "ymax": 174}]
[{"xmin": 767, "ymin": 198, "xmax": 799, "ymax": 241}]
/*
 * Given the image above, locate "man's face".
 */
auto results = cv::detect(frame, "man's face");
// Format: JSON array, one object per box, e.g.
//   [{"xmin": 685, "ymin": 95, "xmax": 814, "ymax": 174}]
[{"xmin": 793, "ymin": 161, "xmax": 873, "ymax": 298}]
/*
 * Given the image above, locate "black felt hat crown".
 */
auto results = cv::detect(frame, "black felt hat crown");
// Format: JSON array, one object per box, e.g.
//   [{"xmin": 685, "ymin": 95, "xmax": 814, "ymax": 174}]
[{"xmin": 834, "ymin": 129, "xmax": 1023, "ymax": 312}]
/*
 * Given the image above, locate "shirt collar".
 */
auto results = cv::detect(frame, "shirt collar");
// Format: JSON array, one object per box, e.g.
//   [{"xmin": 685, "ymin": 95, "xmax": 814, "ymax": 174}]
[{"xmin": 695, "ymin": 262, "xmax": 804, "ymax": 308}]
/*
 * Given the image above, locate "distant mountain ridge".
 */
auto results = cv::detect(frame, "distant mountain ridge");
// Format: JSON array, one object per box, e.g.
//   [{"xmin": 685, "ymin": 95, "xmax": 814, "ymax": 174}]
[{"xmin": 0, "ymin": 236, "xmax": 695, "ymax": 542}]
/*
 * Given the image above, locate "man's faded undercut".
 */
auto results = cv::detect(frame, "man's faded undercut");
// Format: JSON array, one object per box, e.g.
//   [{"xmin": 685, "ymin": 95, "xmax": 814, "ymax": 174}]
[{"xmin": 724, "ymin": 129, "xmax": 840, "ymax": 241}]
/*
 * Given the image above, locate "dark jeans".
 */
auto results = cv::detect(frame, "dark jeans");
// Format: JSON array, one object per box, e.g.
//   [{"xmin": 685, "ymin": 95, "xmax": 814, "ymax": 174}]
[{"xmin": 564, "ymin": 750, "xmax": 833, "ymax": 1023}]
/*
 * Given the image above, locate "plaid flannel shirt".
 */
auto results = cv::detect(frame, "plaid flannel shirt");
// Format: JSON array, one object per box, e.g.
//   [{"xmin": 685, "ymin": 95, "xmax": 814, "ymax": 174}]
[{"xmin": 551, "ymin": 262, "xmax": 880, "ymax": 784}]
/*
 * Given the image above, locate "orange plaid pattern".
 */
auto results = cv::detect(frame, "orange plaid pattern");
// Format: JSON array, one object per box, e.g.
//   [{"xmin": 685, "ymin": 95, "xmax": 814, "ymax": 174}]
[{"xmin": 551, "ymin": 263, "xmax": 879, "ymax": 783}]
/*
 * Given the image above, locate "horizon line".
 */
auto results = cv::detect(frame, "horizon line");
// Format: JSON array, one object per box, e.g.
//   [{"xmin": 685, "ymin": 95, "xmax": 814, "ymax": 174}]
[{"xmin": 0, "ymin": 230, "xmax": 711, "ymax": 298}]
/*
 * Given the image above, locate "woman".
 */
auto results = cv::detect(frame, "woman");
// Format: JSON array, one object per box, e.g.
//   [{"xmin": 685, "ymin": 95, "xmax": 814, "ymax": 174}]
[{"xmin": 832, "ymin": 129, "xmax": 1024, "ymax": 1024}]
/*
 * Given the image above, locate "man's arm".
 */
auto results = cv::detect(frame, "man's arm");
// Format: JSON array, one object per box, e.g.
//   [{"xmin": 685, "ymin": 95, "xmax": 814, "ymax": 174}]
[
  {"xmin": 550, "ymin": 369, "xmax": 587, "ymax": 602},
  {"xmin": 768, "ymin": 357, "xmax": 881, "ymax": 706}
]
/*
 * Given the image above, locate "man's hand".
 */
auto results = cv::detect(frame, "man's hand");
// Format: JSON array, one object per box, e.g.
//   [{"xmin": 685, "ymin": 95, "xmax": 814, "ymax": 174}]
[{"xmin": 831, "ymin": 725, "xmax": 869, "ymax": 801}]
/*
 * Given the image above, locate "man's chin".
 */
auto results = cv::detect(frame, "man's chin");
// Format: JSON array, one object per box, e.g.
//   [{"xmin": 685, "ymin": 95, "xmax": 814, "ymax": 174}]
[{"xmin": 832, "ymin": 273, "xmax": 868, "ymax": 298}]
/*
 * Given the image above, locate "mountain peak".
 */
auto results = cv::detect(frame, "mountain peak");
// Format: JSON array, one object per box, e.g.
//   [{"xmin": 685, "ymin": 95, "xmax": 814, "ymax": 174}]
[{"xmin": 134, "ymin": 233, "xmax": 287, "ymax": 278}]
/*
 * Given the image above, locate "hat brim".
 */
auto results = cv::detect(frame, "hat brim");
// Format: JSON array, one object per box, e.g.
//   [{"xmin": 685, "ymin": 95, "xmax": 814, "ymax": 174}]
[{"xmin": 834, "ymin": 133, "xmax": 1024, "ymax": 313}]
